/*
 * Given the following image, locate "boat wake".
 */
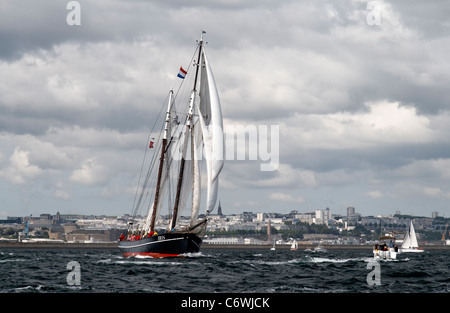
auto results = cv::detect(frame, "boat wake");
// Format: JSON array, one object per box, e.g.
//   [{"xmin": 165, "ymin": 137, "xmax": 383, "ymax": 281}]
[{"xmin": 306, "ymin": 256, "xmax": 370, "ymax": 263}]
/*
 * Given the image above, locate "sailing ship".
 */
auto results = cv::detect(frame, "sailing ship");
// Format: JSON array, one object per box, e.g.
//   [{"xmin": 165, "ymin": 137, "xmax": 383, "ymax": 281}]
[
  {"xmin": 399, "ymin": 221, "xmax": 424, "ymax": 253},
  {"xmin": 443, "ymin": 224, "xmax": 450, "ymax": 245},
  {"xmin": 118, "ymin": 32, "xmax": 224, "ymax": 258},
  {"xmin": 290, "ymin": 239, "xmax": 298, "ymax": 251},
  {"xmin": 270, "ymin": 240, "xmax": 276, "ymax": 251}
]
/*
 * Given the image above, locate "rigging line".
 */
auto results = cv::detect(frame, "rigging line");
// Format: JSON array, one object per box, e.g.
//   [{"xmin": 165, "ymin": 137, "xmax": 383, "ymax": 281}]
[
  {"xmin": 130, "ymin": 92, "xmax": 171, "ymax": 217},
  {"xmin": 173, "ymin": 44, "xmax": 198, "ymax": 102},
  {"xmin": 133, "ymin": 90, "xmax": 169, "ymax": 208},
  {"xmin": 132, "ymin": 135, "xmax": 159, "ymax": 217},
  {"xmin": 131, "ymin": 44, "xmax": 199, "ymax": 223},
  {"xmin": 132, "ymin": 149, "xmax": 156, "ymax": 217},
  {"xmin": 172, "ymin": 45, "xmax": 199, "ymax": 121}
]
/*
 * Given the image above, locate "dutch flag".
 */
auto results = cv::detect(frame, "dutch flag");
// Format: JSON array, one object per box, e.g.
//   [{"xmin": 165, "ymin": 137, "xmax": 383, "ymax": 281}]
[{"xmin": 177, "ymin": 67, "xmax": 187, "ymax": 79}]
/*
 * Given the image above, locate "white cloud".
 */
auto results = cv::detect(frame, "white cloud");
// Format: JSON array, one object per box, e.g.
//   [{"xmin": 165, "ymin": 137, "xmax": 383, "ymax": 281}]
[
  {"xmin": 69, "ymin": 158, "xmax": 110, "ymax": 186},
  {"xmin": 423, "ymin": 187, "xmax": 442, "ymax": 197},
  {"xmin": 269, "ymin": 192, "xmax": 306, "ymax": 204},
  {"xmin": 285, "ymin": 101, "xmax": 433, "ymax": 151},
  {"xmin": 0, "ymin": 147, "xmax": 42, "ymax": 185},
  {"xmin": 250, "ymin": 164, "xmax": 317, "ymax": 188},
  {"xmin": 366, "ymin": 190, "xmax": 384, "ymax": 199},
  {"xmin": 54, "ymin": 190, "xmax": 72, "ymax": 200},
  {"xmin": 392, "ymin": 158, "xmax": 450, "ymax": 180}
]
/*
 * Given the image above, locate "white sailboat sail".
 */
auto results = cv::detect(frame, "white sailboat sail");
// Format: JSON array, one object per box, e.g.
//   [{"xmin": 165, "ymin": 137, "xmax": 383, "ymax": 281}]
[
  {"xmin": 402, "ymin": 221, "xmax": 419, "ymax": 249},
  {"xmin": 409, "ymin": 221, "xmax": 419, "ymax": 248},
  {"xmin": 399, "ymin": 221, "xmax": 423, "ymax": 253},
  {"xmin": 290, "ymin": 239, "xmax": 298, "ymax": 250},
  {"xmin": 401, "ymin": 228, "xmax": 411, "ymax": 249},
  {"xmin": 197, "ymin": 48, "xmax": 224, "ymax": 214},
  {"xmin": 189, "ymin": 119, "xmax": 202, "ymax": 226},
  {"xmin": 143, "ymin": 89, "xmax": 177, "ymax": 232}
]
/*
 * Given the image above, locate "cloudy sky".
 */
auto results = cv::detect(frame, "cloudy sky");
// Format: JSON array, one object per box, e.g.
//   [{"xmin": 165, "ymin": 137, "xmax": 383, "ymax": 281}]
[{"xmin": 1, "ymin": 0, "xmax": 450, "ymax": 219}]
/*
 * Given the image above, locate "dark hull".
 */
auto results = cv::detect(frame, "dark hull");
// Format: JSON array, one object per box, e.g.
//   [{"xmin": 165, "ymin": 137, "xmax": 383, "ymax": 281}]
[{"xmin": 118, "ymin": 232, "xmax": 202, "ymax": 258}]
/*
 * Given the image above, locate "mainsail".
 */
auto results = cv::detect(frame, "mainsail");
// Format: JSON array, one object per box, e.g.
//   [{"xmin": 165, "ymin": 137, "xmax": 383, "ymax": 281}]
[{"xmin": 197, "ymin": 49, "xmax": 224, "ymax": 215}]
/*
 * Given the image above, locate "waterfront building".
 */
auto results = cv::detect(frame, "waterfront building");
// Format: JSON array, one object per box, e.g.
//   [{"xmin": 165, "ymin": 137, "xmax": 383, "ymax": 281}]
[
  {"xmin": 347, "ymin": 207, "xmax": 355, "ymax": 219},
  {"xmin": 203, "ymin": 237, "xmax": 245, "ymax": 245}
]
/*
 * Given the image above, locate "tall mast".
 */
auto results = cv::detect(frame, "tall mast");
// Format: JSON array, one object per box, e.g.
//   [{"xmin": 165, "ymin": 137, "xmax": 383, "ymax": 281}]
[
  {"xmin": 150, "ymin": 89, "xmax": 173, "ymax": 232},
  {"xmin": 171, "ymin": 32, "xmax": 205, "ymax": 230}
]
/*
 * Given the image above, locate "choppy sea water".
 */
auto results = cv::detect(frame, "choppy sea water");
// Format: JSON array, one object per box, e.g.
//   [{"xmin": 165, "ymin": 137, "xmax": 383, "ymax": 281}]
[{"xmin": 0, "ymin": 247, "xmax": 448, "ymax": 294}]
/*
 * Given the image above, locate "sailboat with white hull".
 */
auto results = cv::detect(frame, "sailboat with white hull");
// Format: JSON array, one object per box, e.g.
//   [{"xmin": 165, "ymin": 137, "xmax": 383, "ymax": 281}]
[
  {"xmin": 118, "ymin": 32, "xmax": 224, "ymax": 258},
  {"xmin": 399, "ymin": 221, "xmax": 424, "ymax": 253}
]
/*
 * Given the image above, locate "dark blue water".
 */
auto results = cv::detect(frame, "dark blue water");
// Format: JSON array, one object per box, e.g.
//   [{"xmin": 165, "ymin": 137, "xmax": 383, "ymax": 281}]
[{"xmin": 0, "ymin": 248, "xmax": 448, "ymax": 293}]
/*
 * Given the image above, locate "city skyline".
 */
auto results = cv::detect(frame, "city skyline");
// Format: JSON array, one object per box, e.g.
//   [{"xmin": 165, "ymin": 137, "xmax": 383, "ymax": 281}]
[
  {"xmin": 1, "ymin": 1, "xmax": 450, "ymax": 219},
  {"xmin": 1, "ymin": 205, "xmax": 444, "ymax": 221}
]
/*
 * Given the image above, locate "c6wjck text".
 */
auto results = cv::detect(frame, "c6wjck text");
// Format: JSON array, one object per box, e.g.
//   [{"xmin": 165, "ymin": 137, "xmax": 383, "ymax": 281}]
[{"xmin": 181, "ymin": 296, "xmax": 270, "ymax": 311}]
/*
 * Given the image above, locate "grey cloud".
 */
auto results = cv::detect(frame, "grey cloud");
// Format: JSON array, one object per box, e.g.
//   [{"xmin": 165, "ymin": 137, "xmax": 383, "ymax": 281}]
[{"xmin": 1, "ymin": 0, "xmax": 450, "ymax": 217}]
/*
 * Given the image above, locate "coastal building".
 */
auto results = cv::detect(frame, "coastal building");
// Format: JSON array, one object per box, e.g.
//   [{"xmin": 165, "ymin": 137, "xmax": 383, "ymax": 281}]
[
  {"xmin": 295, "ymin": 212, "xmax": 315, "ymax": 225},
  {"xmin": 0, "ymin": 217, "xmax": 22, "ymax": 224},
  {"xmin": 256, "ymin": 212, "xmax": 265, "ymax": 221},
  {"xmin": 204, "ymin": 237, "xmax": 245, "ymax": 245},
  {"xmin": 347, "ymin": 207, "xmax": 355, "ymax": 219},
  {"xmin": 314, "ymin": 208, "xmax": 331, "ymax": 226},
  {"xmin": 66, "ymin": 229, "xmax": 123, "ymax": 243}
]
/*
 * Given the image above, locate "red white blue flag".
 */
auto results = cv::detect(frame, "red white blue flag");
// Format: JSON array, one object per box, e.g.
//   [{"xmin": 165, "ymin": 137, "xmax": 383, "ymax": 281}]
[{"xmin": 177, "ymin": 67, "xmax": 187, "ymax": 79}]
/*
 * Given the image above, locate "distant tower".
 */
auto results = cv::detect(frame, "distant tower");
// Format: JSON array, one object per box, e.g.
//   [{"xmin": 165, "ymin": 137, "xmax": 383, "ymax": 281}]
[
  {"xmin": 217, "ymin": 201, "xmax": 223, "ymax": 216},
  {"xmin": 53, "ymin": 211, "xmax": 61, "ymax": 225},
  {"xmin": 267, "ymin": 220, "xmax": 272, "ymax": 239},
  {"xmin": 347, "ymin": 207, "xmax": 355, "ymax": 219}
]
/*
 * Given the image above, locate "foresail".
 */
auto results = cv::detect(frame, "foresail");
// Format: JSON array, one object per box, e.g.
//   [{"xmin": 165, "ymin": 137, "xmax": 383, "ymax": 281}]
[
  {"xmin": 143, "ymin": 90, "xmax": 177, "ymax": 232},
  {"xmin": 402, "ymin": 221, "xmax": 419, "ymax": 249},
  {"xmin": 409, "ymin": 221, "xmax": 419, "ymax": 248},
  {"xmin": 401, "ymin": 230, "xmax": 411, "ymax": 249},
  {"xmin": 143, "ymin": 157, "xmax": 172, "ymax": 232},
  {"xmin": 197, "ymin": 49, "xmax": 224, "ymax": 213}
]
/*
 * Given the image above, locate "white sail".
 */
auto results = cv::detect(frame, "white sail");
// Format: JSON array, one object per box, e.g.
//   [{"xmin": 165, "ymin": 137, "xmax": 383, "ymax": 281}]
[
  {"xmin": 143, "ymin": 90, "xmax": 176, "ymax": 232},
  {"xmin": 401, "ymin": 228, "xmax": 411, "ymax": 249},
  {"xmin": 174, "ymin": 121, "xmax": 193, "ymax": 228},
  {"xmin": 190, "ymin": 119, "xmax": 202, "ymax": 226},
  {"xmin": 197, "ymin": 48, "xmax": 224, "ymax": 213},
  {"xmin": 290, "ymin": 240, "xmax": 298, "ymax": 250},
  {"xmin": 409, "ymin": 221, "xmax": 419, "ymax": 248},
  {"xmin": 402, "ymin": 221, "xmax": 419, "ymax": 249}
]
